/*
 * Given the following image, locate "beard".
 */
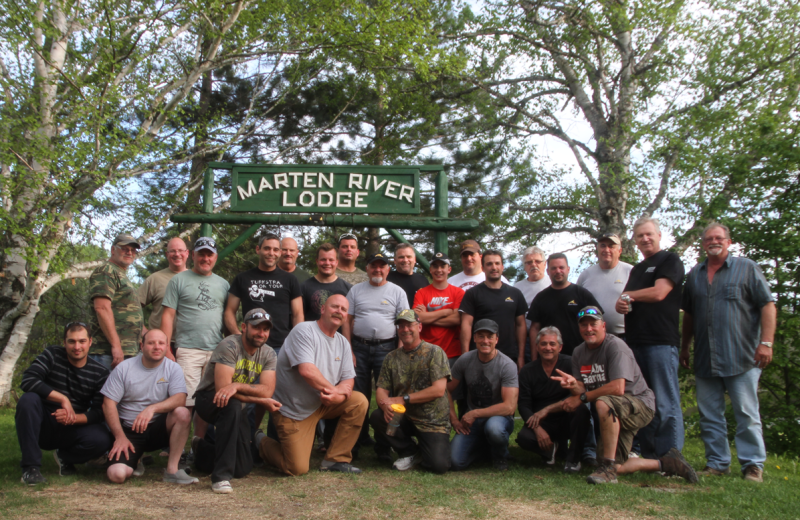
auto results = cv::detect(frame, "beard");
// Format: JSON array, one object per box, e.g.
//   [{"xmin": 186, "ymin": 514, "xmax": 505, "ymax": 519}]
[
  {"xmin": 370, "ymin": 276, "xmax": 384, "ymax": 284},
  {"xmin": 707, "ymin": 246, "xmax": 723, "ymax": 256}
]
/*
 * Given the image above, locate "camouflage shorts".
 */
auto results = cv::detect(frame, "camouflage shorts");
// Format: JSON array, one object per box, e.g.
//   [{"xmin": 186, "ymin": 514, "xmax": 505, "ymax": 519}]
[{"xmin": 595, "ymin": 394, "xmax": 654, "ymax": 464}]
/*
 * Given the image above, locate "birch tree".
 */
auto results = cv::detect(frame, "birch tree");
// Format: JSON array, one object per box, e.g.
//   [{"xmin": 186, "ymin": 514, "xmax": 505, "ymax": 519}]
[
  {"xmin": 451, "ymin": 0, "xmax": 800, "ymax": 254},
  {"xmin": 0, "ymin": 0, "xmax": 447, "ymax": 403}
]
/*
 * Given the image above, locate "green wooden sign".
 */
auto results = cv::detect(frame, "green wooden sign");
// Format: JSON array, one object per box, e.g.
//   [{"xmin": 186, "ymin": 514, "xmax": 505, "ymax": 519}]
[{"xmin": 231, "ymin": 165, "xmax": 421, "ymax": 214}]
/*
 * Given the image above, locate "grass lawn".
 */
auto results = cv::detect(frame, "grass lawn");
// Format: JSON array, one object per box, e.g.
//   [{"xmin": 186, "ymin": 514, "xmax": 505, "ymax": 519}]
[{"xmin": 0, "ymin": 407, "xmax": 797, "ymax": 519}]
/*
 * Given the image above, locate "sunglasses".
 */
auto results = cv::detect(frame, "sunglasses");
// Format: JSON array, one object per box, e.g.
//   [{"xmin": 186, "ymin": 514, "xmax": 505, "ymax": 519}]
[
  {"xmin": 577, "ymin": 308, "xmax": 602, "ymax": 319},
  {"xmin": 246, "ymin": 312, "xmax": 270, "ymax": 322},
  {"xmin": 64, "ymin": 321, "xmax": 89, "ymax": 330},
  {"xmin": 338, "ymin": 233, "xmax": 358, "ymax": 244}
]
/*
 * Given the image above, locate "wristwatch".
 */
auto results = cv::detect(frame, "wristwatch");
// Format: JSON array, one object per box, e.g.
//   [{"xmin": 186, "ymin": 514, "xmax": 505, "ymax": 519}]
[
  {"xmin": 759, "ymin": 342, "xmax": 773, "ymax": 348},
  {"xmin": 403, "ymin": 394, "xmax": 410, "ymax": 405},
  {"xmin": 579, "ymin": 392, "xmax": 588, "ymax": 403}
]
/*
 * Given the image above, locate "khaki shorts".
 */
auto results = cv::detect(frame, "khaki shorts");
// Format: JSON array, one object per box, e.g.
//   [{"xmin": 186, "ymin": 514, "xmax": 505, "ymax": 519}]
[
  {"xmin": 596, "ymin": 394, "xmax": 654, "ymax": 464},
  {"xmin": 175, "ymin": 348, "xmax": 213, "ymax": 406}
]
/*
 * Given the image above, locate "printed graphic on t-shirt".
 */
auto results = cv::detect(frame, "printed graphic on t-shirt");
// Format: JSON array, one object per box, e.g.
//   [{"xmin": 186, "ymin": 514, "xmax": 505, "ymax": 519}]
[
  {"xmin": 232, "ymin": 358, "xmax": 263, "ymax": 384},
  {"xmin": 469, "ymin": 372, "xmax": 495, "ymax": 409},
  {"xmin": 459, "ymin": 281, "xmax": 479, "ymax": 290},
  {"xmin": 197, "ymin": 281, "xmax": 220, "ymax": 311},
  {"xmin": 427, "ymin": 296, "xmax": 452, "ymax": 310},
  {"xmin": 312, "ymin": 289, "xmax": 334, "ymax": 312},
  {"xmin": 247, "ymin": 279, "xmax": 284, "ymax": 302},
  {"xmin": 580, "ymin": 364, "xmax": 607, "ymax": 386}
]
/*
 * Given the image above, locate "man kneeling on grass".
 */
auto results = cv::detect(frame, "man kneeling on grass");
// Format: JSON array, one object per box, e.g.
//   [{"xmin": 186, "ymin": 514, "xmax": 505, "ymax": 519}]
[
  {"xmin": 257, "ymin": 295, "xmax": 367, "ymax": 475},
  {"xmin": 553, "ymin": 306, "xmax": 697, "ymax": 485},
  {"xmin": 101, "ymin": 329, "xmax": 197, "ymax": 485},
  {"xmin": 193, "ymin": 308, "xmax": 282, "ymax": 494},
  {"xmin": 370, "ymin": 309, "xmax": 451, "ymax": 473}
]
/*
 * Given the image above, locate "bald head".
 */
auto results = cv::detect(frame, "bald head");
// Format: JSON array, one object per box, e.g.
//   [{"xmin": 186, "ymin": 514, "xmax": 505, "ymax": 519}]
[
  {"xmin": 165, "ymin": 237, "xmax": 189, "ymax": 272},
  {"xmin": 280, "ymin": 237, "xmax": 300, "ymax": 271}
]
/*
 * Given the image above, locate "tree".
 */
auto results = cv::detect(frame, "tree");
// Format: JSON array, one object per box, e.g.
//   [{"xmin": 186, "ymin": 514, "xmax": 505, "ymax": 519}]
[
  {"xmin": 445, "ymin": 0, "xmax": 800, "ymax": 255},
  {"xmin": 0, "ymin": 0, "xmax": 451, "ymax": 404}
]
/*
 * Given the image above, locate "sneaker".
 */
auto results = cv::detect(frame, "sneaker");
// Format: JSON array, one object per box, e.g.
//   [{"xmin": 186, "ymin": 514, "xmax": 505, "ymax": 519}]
[
  {"xmin": 319, "ymin": 461, "xmax": 362, "ymax": 474},
  {"xmin": 743, "ymin": 465, "xmax": 763, "ymax": 483},
  {"xmin": 493, "ymin": 458, "xmax": 509, "ymax": 472},
  {"xmin": 586, "ymin": 462, "xmax": 618, "ymax": 484},
  {"xmin": 212, "ymin": 480, "xmax": 233, "ymax": 494},
  {"xmin": 544, "ymin": 442, "xmax": 558, "ymax": 465},
  {"xmin": 581, "ymin": 457, "xmax": 598, "ymax": 468},
  {"xmin": 698, "ymin": 466, "xmax": 730, "ymax": 477},
  {"xmin": 628, "ymin": 451, "xmax": 641, "ymax": 459},
  {"xmin": 392, "ymin": 453, "xmax": 422, "ymax": 471},
  {"xmin": 564, "ymin": 461, "xmax": 582, "ymax": 473},
  {"xmin": 132, "ymin": 459, "xmax": 145, "ymax": 477},
  {"xmin": 21, "ymin": 467, "xmax": 47, "ymax": 486},
  {"xmin": 53, "ymin": 451, "xmax": 77, "ymax": 476},
  {"xmin": 86, "ymin": 454, "xmax": 109, "ymax": 467},
  {"xmin": 163, "ymin": 468, "xmax": 198, "ymax": 484},
  {"xmin": 659, "ymin": 448, "xmax": 698, "ymax": 483}
]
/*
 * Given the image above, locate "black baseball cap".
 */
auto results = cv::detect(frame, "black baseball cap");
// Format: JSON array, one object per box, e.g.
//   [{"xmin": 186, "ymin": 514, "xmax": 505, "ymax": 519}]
[
  {"xmin": 430, "ymin": 252, "xmax": 451, "ymax": 266},
  {"xmin": 473, "ymin": 319, "xmax": 499, "ymax": 334},
  {"xmin": 366, "ymin": 252, "xmax": 389, "ymax": 265}
]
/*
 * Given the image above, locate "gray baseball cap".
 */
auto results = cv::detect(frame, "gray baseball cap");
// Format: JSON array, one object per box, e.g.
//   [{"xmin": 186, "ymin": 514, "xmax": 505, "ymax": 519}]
[
  {"xmin": 244, "ymin": 308, "xmax": 272, "ymax": 327},
  {"xmin": 473, "ymin": 319, "xmax": 499, "ymax": 335}
]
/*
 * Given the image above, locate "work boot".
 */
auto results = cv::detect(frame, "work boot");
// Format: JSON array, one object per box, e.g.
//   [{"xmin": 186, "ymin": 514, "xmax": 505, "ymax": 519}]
[
  {"xmin": 698, "ymin": 466, "xmax": 730, "ymax": 477},
  {"xmin": 659, "ymin": 448, "xmax": 698, "ymax": 483},
  {"xmin": 586, "ymin": 459, "xmax": 617, "ymax": 484},
  {"xmin": 743, "ymin": 465, "xmax": 763, "ymax": 483}
]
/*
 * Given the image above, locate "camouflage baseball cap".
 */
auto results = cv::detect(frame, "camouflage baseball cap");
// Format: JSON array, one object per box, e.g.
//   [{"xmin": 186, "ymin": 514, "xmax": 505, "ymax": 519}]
[
  {"xmin": 113, "ymin": 233, "xmax": 141, "ymax": 248},
  {"xmin": 395, "ymin": 309, "xmax": 420, "ymax": 323}
]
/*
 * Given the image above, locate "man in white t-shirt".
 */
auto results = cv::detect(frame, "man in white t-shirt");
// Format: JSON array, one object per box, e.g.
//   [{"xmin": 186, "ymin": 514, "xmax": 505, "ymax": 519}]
[
  {"xmin": 448, "ymin": 239, "xmax": 509, "ymax": 291},
  {"xmin": 514, "ymin": 246, "xmax": 550, "ymax": 364},
  {"xmin": 577, "ymin": 233, "xmax": 632, "ymax": 340},
  {"xmin": 101, "ymin": 329, "xmax": 196, "ymax": 485}
]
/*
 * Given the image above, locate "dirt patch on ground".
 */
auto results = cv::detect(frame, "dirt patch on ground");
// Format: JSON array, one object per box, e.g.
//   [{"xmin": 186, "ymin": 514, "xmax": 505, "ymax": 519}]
[{"xmin": 13, "ymin": 468, "xmax": 666, "ymax": 520}]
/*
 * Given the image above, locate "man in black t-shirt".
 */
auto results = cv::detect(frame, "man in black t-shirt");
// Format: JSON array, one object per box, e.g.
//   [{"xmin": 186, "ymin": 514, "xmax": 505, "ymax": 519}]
[
  {"xmin": 516, "ymin": 326, "xmax": 589, "ymax": 470},
  {"xmin": 526, "ymin": 253, "xmax": 602, "ymax": 363},
  {"xmin": 458, "ymin": 250, "xmax": 527, "ymax": 361},
  {"xmin": 301, "ymin": 243, "xmax": 352, "ymax": 322},
  {"xmin": 224, "ymin": 234, "xmax": 303, "ymax": 355},
  {"xmin": 387, "ymin": 243, "xmax": 429, "ymax": 307},
  {"xmin": 615, "ymin": 217, "xmax": 685, "ymax": 459}
]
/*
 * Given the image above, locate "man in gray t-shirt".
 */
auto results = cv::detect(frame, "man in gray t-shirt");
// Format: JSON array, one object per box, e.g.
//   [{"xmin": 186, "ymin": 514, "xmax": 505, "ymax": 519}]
[
  {"xmin": 258, "ymin": 295, "xmax": 367, "ymax": 476},
  {"xmin": 161, "ymin": 237, "xmax": 229, "ymax": 440},
  {"xmin": 554, "ymin": 306, "xmax": 697, "ymax": 485},
  {"xmin": 576, "ymin": 233, "xmax": 632, "ymax": 337},
  {"xmin": 447, "ymin": 319, "xmax": 519, "ymax": 471},
  {"xmin": 342, "ymin": 252, "xmax": 408, "ymax": 449},
  {"xmin": 192, "ymin": 308, "xmax": 280, "ymax": 493},
  {"xmin": 101, "ymin": 329, "xmax": 195, "ymax": 485}
]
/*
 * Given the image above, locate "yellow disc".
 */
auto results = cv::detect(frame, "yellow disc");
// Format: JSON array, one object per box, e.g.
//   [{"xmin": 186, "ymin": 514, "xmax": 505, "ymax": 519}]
[{"xmin": 390, "ymin": 404, "xmax": 406, "ymax": 413}]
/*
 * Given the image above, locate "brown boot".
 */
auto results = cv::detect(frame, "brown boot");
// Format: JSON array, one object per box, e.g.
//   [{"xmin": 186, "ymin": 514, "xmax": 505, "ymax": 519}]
[
  {"xmin": 586, "ymin": 458, "xmax": 618, "ymax": 484},
  {"xmin": 659, "ymin": 448, "xmax": 698, "ymax": 483},
  {"xmin": 698, "ymin": 466, "xmax": 730, "ymax": 477},
  {"xmin": 743, "ymin": 465, "xmax": 763, "ymax": 482}
]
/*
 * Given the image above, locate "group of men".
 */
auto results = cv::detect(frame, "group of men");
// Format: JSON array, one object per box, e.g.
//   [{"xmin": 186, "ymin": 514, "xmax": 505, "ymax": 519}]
[{"xmin": 16, "ymin": 216, "xmax": 776, "ymax": 491}]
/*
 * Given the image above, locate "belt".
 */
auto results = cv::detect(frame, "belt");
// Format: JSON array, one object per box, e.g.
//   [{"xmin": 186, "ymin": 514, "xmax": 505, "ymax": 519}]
[{"xmin": 353, "ymin": 335, "xmax": 395, "ymax": 346}]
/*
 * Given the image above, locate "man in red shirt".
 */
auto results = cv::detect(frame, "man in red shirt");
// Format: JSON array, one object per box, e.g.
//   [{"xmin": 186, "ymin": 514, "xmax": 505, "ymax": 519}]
[{"xmin": 413, "ymin": 253, "xmax": 464, "ymax": 368}]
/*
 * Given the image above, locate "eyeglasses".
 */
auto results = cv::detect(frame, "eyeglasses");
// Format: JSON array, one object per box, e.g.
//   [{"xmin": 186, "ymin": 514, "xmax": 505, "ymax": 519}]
[
  {"xmin": 115, "ymin": 246, "xmax": 139, "ymax": 254},
  {"xmin": 577, "ymin": 308, "xmax": 602, "ymax": 319}
]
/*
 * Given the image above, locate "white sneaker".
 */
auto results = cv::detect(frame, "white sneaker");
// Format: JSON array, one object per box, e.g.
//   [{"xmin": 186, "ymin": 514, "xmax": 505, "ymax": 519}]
[
  {"xmin": 545, "ymin": 442, "xmax": 558, "ymax": 465},
  {"xmin": 392, "ymin": 453, "xmax": 422, "ymax": 471},
  {"xmin": 212, "ymin": 480, "xmax": 233, "ymax": 494},
  {"xmin": 133, "ymin": 459, "xmax": 145, "ymax": 477}
]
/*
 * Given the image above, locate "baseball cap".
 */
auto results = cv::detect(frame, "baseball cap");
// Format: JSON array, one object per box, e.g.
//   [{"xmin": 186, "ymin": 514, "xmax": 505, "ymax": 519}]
[
  {"xmin": 577, "ymin": 306, "xmax": 604, "ymax": 322},
  {"xmin": 473, "ymin": 319, "xmax": 499, "ymax": 334},
  {"xmin": 193, "ymin": 237, "xmax": 217, "ymax": 254},
  {"xmin": 338, "ymin": 233, "xmax": 358, "ymax": 245},
  {"xmin": 598, "ymin": 233, "xmax": 621, "ymax": 245},
  {"xmin": 113, "ymin": 233, "xmax": 140, "ymax": 248},
  {"xmin": 244, "ymin": 308, "xmax": 272, "ymax": 327},
  {"xmin": 366, "ymin": 252, "xmax": 389, "ymax": 265},
  {"xmin": 395, "ymin": 309, "xmax": 420, "ymax": 323},
  {"xmin": 430, "ymin": 252, "xmax": 451, "ymax": 266},
  {"xmin": 459, "ymin": 239, "xmax": 480, "ymax": 255}
]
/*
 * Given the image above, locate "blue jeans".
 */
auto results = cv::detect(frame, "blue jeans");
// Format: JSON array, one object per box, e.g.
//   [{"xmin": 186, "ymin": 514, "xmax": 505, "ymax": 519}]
[
  {"xmin": 352, "ymin": 337, "xmax": 396, "ymax": 442},
  {"xmin": 89, "ymin": 354, "xmax": 112, "ymax": 371},
  {"xmin": 631, "ymin": 344, "xmax": 684, "ymax": 457},
  {"xmin": 696, "ymin": 368, "xmax": 766, "ymax": 471},
  {"xmin": 451, "ymin": 415, "xmax": 514, "ymax": 470}
]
